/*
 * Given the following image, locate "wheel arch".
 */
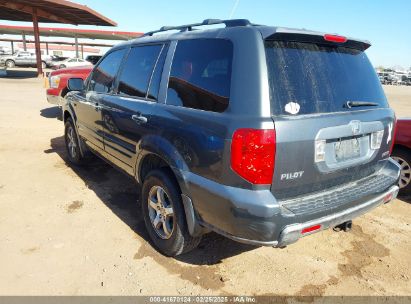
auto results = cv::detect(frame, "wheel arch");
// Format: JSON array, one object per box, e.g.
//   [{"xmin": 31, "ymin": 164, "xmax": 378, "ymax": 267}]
[
  {"xmin": 137, "ymin": 151, "xmax": 187, "ymax": 191},
  {"xmin": 137, "ymin": 151, "xmax": 204, "ymax": 237},
  {"xmin": 60, "ymin": 87, "xmax": 69, "ymax": 98},
  {"xmin": 5, "ymin": 59, "xmax": 15, "ymax": 65},
  {"xmin": 135, "ymin": 140, "xmax": 206, "ymax": 236},
  {"xmin": 62, "ymin": 103, "xmax": 77, "ymax": 124},
  {"xmin": 135, "ymin": 135, "xmax": 189, "ymax": 185}
]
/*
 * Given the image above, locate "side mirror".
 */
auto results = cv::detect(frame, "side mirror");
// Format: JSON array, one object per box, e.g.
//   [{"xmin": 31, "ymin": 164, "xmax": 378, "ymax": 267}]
[{"xmin": 67, "ymin": 78, "xmax": 85, "ymax": 92}]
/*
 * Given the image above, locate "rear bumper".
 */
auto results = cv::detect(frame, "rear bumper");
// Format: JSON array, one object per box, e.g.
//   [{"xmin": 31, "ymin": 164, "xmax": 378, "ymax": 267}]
[
  {"xmin": 276, "ymin": 184, "xmax": 399, "ymax": 247},
  {"xmin": 185, "ymin": 158, "xmax": 400, "ymax": 246},
  {"xmin": 201, "ymin": 185, "xmax": 399, "ymax": 247}
]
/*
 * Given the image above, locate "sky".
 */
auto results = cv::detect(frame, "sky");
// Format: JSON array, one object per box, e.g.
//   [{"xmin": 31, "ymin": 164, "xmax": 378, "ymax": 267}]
[{"xmin": 1, "ymin": 0, "xmax": 410, "ymax": 68}]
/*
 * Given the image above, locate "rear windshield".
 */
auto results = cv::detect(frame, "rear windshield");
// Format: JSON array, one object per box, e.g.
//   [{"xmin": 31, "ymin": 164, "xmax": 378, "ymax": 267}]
[{"xmin": 265, "ymin": 40, "xmax": 388, "ymax": 116}]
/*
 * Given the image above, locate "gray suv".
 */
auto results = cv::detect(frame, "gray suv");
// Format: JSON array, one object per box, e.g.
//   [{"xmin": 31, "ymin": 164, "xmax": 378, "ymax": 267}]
[{"xmin": 62, "ymin": 19, "xmax": 400, "ymax": 256}]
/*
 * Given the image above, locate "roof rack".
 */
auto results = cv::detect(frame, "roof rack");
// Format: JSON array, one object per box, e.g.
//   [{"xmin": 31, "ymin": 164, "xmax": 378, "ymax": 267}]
[{"xmin": 143, "ymin": 19, "xmax": 251, "ymax": 37}]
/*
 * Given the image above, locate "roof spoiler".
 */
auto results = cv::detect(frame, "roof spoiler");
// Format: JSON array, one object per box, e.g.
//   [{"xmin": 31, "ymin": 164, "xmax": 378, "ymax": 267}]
[{"xmin": 265, "ymin": 32, "xmax": 371, "ymax": 51}]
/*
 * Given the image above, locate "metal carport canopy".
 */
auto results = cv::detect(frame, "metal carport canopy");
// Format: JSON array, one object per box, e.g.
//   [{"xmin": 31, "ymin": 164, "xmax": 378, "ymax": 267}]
[
  {"xmin": 0, "ymin": 24, "xmax": 141, "ymax": 41},
  {"xmin": 0, "ymin": 0, "xmax": 118, "ymax": 75}
]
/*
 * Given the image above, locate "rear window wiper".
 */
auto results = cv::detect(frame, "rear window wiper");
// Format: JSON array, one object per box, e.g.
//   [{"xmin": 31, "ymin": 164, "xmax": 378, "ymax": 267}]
[{"xmin": 345, "ymin": 101, "xmax": 379, "ymax": 108}]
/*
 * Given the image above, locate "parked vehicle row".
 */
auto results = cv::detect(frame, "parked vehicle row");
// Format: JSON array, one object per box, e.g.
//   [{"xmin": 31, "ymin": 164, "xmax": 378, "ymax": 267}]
[
  {"xmin": 50, "ymin": 57, "xmax": 92, "ymax": 70},
  {"xmin": 0, "ymin": 51, "xmax": 101, "ymax": 70},
  {"xmin": 55, "ymin": 19, "xmax": 399, "ymax": 257},
  {"xmin": 378, "ymin": 71, "xmax": 411, "ymax": 86},
  {"xmin": 0, "ymin": 51, "xmax": 52, "ymax": 68}
]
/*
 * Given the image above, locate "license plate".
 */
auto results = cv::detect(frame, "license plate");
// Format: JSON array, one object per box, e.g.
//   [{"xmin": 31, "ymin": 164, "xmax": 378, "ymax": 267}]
[{"xmin": 334, "ymin": 138, "xmax": 360, "ymax": 161}]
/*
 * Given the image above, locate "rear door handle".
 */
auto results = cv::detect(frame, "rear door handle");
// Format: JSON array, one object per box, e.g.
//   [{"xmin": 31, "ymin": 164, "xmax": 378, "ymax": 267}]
[{"xmin": 131, "ymin": 114, "xmax": 148, "ymax": 124}]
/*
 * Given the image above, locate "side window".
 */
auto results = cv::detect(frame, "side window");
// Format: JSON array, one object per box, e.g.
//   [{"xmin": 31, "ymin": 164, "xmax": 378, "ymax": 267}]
[
  {"xmin": 147, "ymin": 44, "xmax": 168, "ymax": 101},
  {"xmin": 89, "ymin": 48, "xmax": 126, "ymax": 94},
  {"xmin": 166, "ymin": 39, "xmax": 233, "ymax": 112},
  {"xmin": 117, "ymin": 45, "xmax": 162, "ymax": 98}
]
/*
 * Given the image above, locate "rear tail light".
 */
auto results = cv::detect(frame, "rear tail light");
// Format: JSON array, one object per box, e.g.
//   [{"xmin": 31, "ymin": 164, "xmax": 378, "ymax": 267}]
[
  {"xmin": 389, "ymin": 118, "xmax": 397, "ymax": 155},
  {"xmin": 231, "ymin": 129, "xmax": 276, "ymax": 184},
  {"xmin": 324, "ymin": 34, "xmax": 347, "ymax": 43}
]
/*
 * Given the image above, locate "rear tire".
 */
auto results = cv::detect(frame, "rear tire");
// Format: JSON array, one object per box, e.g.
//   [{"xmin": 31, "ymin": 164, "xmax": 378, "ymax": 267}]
[
  {"xmin": 142, "ymin": 169, "xmax": 201, "ymax": 256},
  {"xmin": 392, "ymin": 148, "xmax": 411, "ymax": 195},
  {"xmin": 5, "ymin": 60, "xmax": 15, "ymax": 68},
  {"xmin": 64, "ymin": 118, "xmax": 86, "ymax": 165},
  {"xmin": 41, "ymin": 61, "xmax": 47, "ymax": 69}
]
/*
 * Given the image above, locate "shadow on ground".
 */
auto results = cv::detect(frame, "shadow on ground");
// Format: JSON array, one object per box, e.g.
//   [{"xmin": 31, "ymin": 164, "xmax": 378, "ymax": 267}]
[
  {"xmin": 40, "ymin": 106, "xmax": 62, "ymax": 120},
  {"xmin": 0, "ymin": 69, "xmax": 39, "ymax": 79},
  {"xmin": 398, "ymin": 195, "xmax": 411, "ymax": 204},
  {"xmin": 46, "ymin": 136, "xmax": 256, "ymax": 265}
]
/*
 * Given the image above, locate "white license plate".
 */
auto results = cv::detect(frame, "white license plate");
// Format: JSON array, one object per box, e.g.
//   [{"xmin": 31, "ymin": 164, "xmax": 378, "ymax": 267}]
[{"xmin": 335, "ymin": 138, "xmax": 360, "ymax": 161}]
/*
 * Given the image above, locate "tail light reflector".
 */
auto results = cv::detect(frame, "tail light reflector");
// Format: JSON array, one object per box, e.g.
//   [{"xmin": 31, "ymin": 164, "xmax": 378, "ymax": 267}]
[
  {"xmin": 301, "ymin": 224, "xmax": 322, "ymax": 234},
  {"xmin": 231, "ymin": 129, "xmax": 276, "ymax": 185},
  {"xmin": 324, "ymin": 34, "xmax": 347, "ymax": 43},
  {"xmin": 383, "ymin": 193, "xmax": 393, "ymax": 203}
]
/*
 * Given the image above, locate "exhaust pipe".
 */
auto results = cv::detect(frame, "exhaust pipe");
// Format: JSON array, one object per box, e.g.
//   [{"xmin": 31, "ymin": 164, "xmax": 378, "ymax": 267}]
[{"xmin": 333, "ymin": 220, "xmax": 352, "ymax": 232}]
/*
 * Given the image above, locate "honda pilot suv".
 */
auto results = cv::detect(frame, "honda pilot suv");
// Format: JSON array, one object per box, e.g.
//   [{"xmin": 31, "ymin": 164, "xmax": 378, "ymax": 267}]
[{"xmin": 62, "ymin": 19, "xmax": 400, "ymax": 256}]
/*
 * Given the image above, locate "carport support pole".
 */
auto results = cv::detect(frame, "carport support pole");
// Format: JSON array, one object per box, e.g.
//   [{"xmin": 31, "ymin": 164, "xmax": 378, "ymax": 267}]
[
  {"xmin": 46, "ymin": 42, "xmax": 49, "ymax": 55},
  {"xmin": 75, "ymin": 35, "xmax": 79, "ymax": 58},
  {"xmin": 22, "ymin": 32, "xmax": 27, "ymax": 51},
  {"xmin": 32, "ymin": 8, "xmax": 43, "ymax": 77},
  {"xmin": 81, "ymin": 44, "xmax": 84, "ymax": 59},
  {"xmin": 10, "ymin": 41, "xmax": 14, "ymax": 53}
]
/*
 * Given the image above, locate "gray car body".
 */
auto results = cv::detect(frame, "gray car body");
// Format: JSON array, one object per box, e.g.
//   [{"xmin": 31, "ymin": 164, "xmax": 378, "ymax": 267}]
[
  {"xmin": 62, "ymin": 23, "xmax": 400, "ymax": 246},
  {"xmin": 0, "ymin": 51, "xmax": 52, "ymax": 67}
]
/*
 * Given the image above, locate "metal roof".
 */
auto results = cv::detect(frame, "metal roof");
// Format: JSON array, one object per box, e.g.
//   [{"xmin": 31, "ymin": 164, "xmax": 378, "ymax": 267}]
[
  {"xmin": 0, "ymin": 0, "xmax": 117, "ymax": 26},
  {"xmin": 0, "ymin": 24, "xmax": 142, "ymax": 40}
]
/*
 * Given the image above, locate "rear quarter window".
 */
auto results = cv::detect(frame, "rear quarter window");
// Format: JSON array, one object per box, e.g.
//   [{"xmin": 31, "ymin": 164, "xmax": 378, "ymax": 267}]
[
  {"xmin": 265, "ymin": 40, "xmax": 388, "ymax": 116},
  {"xmin": 166, "ymin": 39, "xmax": 233, "ymax": 112}
]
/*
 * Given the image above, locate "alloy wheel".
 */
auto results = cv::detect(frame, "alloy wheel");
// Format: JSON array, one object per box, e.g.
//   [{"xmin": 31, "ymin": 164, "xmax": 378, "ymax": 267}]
[
  {"xmin": 147, "ymin": 185, "xmax": 174, "ymax": 239},
  {"xmin": 392, "ymin": 156, "xmax": 411, "ymax": 189},
  {"xmin": 66, "ymin": 126, "xmax": 77, "ymax": 159}
]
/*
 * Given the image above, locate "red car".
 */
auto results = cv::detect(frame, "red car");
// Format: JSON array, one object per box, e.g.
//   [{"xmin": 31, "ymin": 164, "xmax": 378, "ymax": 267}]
[
  {"xmin": 392, "ymin": 118, "xmax": 411, "ymax": 195},
  {"xmin": 46, "ymin": 65, "xmax": 92, "ymax": 105}
]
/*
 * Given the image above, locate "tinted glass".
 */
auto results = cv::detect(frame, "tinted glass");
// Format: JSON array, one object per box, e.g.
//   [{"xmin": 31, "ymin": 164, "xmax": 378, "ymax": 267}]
[
  {"xmin": 117, "ymin": 45, "xmax": 162, "ymax": 98},
  {"xmin": 147, "ymin": 45, "xmax": 168, "ymax": 100},
  {"xmin": 167, "ymin": 39, "xmax": 233, "ymax": 112},
  {"xmin": 89, "ymin": 48, "xmax": 126, "ymax": 93},
  {"xmin": 265, "ymin": 41, "xmax": 388, "ymax": 115}
]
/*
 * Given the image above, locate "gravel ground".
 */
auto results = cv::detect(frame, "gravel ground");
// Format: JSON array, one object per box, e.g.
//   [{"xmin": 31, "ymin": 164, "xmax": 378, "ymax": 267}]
[{"xmin": 0, "ymin": 69, "xmax": 410, "ymax": 296}]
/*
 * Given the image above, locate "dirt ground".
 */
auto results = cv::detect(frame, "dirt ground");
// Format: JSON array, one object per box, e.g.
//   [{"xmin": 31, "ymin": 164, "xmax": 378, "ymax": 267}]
[{"xmin": 0, "ymin": 68, "xmax": 410, "ymax": 296}]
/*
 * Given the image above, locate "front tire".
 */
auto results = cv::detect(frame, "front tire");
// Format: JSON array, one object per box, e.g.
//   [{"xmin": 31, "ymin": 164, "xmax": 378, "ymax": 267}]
[
  {"xmin": 64, "ymin": 118, "xmax": 86, "ymax": 165},
  {"xmin": 142, "ymin": 169, "xmax": 201, "ymax": 256},
  {"xmin": 392, "ymin": 148, "xmax": 411, "ymax": 195}
]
